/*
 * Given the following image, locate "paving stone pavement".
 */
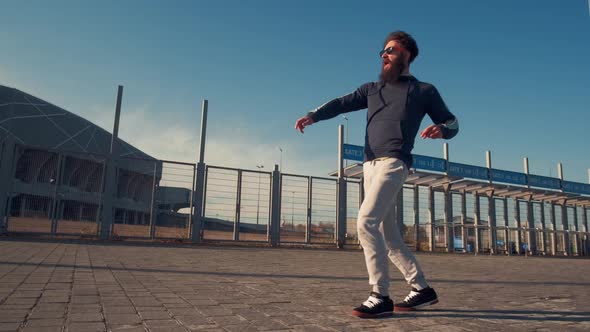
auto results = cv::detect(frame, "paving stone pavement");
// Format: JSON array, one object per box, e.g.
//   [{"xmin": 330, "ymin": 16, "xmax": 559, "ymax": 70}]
[{"xmin": 0, "ymin": 238, "xmax": 589, "ymax": 332}]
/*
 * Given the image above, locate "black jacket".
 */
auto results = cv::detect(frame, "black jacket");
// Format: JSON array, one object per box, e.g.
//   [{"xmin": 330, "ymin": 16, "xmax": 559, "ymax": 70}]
[{"xmin": 308, "ymin": 76, "xmax": 459, "ymax": 167}]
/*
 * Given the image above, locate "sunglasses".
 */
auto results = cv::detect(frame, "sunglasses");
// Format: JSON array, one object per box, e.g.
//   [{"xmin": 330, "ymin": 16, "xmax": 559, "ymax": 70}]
[{"xmin": 379, "ymin": 45, "xmax": 407, "ymax": 57}]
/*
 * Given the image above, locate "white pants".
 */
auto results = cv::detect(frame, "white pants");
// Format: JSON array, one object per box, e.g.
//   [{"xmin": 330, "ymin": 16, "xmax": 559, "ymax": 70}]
[{"xmin": 357, "ymin": 157, "xmax": 428, "ymax": 296}]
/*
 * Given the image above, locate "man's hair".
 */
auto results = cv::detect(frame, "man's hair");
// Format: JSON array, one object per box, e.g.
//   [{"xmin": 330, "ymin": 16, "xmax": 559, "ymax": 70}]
[{"xmin": 384, "ymin": 31, "xmax": 419, "ymax": 63}]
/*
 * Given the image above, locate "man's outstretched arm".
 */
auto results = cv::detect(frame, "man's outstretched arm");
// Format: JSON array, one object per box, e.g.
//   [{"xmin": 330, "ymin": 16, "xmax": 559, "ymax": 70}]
[{"xmin": 295, "ymin": 84, "xmax": 370, "ymax": 133}]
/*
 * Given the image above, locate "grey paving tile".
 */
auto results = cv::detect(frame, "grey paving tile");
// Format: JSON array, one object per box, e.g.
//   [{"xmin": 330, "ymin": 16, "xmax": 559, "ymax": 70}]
[
  {"xmin": 0, "ymin": 240, "xmax": 589, "ymax": 332},
  {"xmin": 0, "ymin": 322, "xmax": 22, "ymax": 331},
  {"xmin": 68, "ymin": 312, "xmax": 104, "ymax": 322},
  {"xmin": 67, "ymin": 322, "xmax": 107, "ymax": 331}
]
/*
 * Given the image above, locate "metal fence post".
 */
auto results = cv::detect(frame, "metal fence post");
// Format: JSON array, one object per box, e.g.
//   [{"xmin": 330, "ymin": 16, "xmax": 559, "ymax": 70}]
[
  {"xmin": 191, "ymin": 100, "xmax": 208, "ymax": 244},
  {"xmin": 234, "ymin": 169, "xmax": 242, "ymax": 241},
  {"xmin": 0, "ymin": 138, "xmax": 16, "ymax": 234},
  {"xmin": 444, "ymin": 185, "xmax": 453, "ymax": 253},
  {"xmin": 514, "ymin": 199, "xmax": 521, "ymax": 255},
  {"xmin": 269, "ymin": 164, "xmax": 281, "ymax": 247},
  {"xmin": 148, "ymin": 162, "xmax": 158, "ymax": 239},
  {"xmin": 461, "ymin": 190, "xmax": 467, "ymax": 253},
  {"xmin": 527, "ymin": 196, "xmax": 536, "ymax": 255},
  {"xmin": 539, "ymin": 202, "xmax": 546, "ymax": 254},
  {"xmin": 99, "ymin": 85, "xmax": 123, "ymax": 240},
  {"xmin": 573, "ymin": 206, "xmax": 580, "ymax": 256},
  {"xmin": 474, "ymin": 192, "xmax": 480, "ymax": 254},
  {"xmin": 337, "ymin": 178, "xmax": 347, "ymax": 248},
  {"xmin": 550, "ymin": 203, "xmax": 557, "ymax": 256},
  {"xmin": 488, "ymin": 191, "xmax": 496, "ymax": 255},
  {"xmin": 191, "ymin": 162, "xmax": 205, "ymax": 243},
  {"xmin": 583, "ymin": 207, "xmax": 589, "ymax": 256},
  {"xmin": 336, "ymin": 125, "xmax": 346, "ymax": 248},
  {"xmin": 503, "ymin": 197, "xmax": 509, "ymax": 255},
  {"xmin": 428, "ymin": 186, "xmax": 434, "ymax": 252},
  {"xmin": 561, "ymin": 200, "xmax": 570, "ymax": 256},
  {"xmin": 414, "ymin": 185, "xmax": 420, "ymax": 251},
  {"xmin": 50, "ymin": 154, "xmax": 64, "ymax": 234},
  {"xmin": 306, "ymin": 177, "xmax": 312, "ymax": 244}
]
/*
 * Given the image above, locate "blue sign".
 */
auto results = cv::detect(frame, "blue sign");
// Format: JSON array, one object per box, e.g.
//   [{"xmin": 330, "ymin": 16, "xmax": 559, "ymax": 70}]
[
  {"xmin": 562, "ymin": 181, "xmax": 590, "ymax": 195},
  {"xmin": 491, "ymin": 169, "xmax": 527, "ymax": 185},
  {"xmin": 448, "ymin": 162, "xmax": 489, "ymax": 180},
  {"xmin": 343, "ymin": 144, "xmax": 364, "ymax": 162},
  {"xmin": 412, "ymin": 154, "xmax": 446, "ymax": 172},
  {"xmin": 528, "ymin": 174, "xmax": 561, "ymax": 190}
]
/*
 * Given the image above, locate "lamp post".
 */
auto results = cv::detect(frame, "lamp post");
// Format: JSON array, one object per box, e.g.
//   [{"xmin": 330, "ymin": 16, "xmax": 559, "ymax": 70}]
[
  {"xmin": 256, "ymin": 165, "xmax": 264, "ymax": 226},
  {"xmin": 342, "ymin": 115, "xmax": 349, "ymax": 167}
]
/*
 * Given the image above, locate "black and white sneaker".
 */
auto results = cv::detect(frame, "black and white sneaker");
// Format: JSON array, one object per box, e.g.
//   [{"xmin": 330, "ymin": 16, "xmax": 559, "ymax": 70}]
[
  {"xmin": 394, "ymin": 287, "xmax": 438, "ymax": 311},
  {"xmin": 351, "ymin": 292, "xmax": 394, "ymax": 318}
]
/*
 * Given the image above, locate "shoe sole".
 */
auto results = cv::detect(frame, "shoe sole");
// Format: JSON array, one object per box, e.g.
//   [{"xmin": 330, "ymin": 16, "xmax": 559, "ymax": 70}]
[
  {"xmin": 351, "ymin": 310, "xmax": 394, "ymax": 319},
  {"xmin": 394, "ymin": 299, "xmax": 439, "ymax": 312}
]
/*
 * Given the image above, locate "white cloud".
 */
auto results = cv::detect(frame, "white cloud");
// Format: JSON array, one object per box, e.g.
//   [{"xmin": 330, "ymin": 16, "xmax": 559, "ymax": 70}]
[
  {"xmin": 77, "ymin": 105, "xmax": 336, "ymax": 177},
  {"xmin": 0, "ymin": 67, "xmax": 339, "ymax": 178}
]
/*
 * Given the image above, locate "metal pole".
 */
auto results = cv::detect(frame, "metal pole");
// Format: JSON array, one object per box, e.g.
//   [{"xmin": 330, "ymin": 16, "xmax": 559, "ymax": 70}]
[
  {"xmin": 461, "ymin": 190, "xmax": 467, "ymax": 253},
  {"xmin": 256, "ymin": 165, "xmax": 264, "ymax": 225},
  {"xmin": 444, "ymin": 185, "xmax": 453, "ymax": 253},
  {"xmin": 342, "ymin": 116, "xmax": 349, "ymax": 168},
  {"xmin": 558, "ymin": 162, "xmax": 564, "ymax": 188},
  {"xmin": 514, "ymin": 199, "xmax": 521, "ymax": 255},
  {"xmin": 191, "ymin": 99, "xmax": 208, "ymax": 243},
  {"xmin": 187, "ymin": 164, "xmax": 195, "ymax": 239},
  {"xmin": 148, "ymin": 162, "xmax": 158, "ymax": 239},
  {"xmin": 524, "ymin": 157, "xmax": 530, "ymax": 188},
  {"xmin": 573, "ymin": 206, "xmax": 580, "ymax": 256},
  {"xmin": 583, "ymin": 207, "xmax": 589, "ymax": 256},
  {"xmin": 488, "ymin": 192, "xmax": 496, "ymax": 255},
  {"xmin": 198, "ymin": 100, "xmax": 208, "ymax": 164},
  {"xmin": 414, "ymin": 186, "xmax": 420, "ymax": 251},
  {"xmin": 527, "ymin": 195, "xmax": 535, "ymax": 255},
  {"xmin": 550, "ymin": 203, "xmax": 557, "ymax": 256},
  {"xmin": 486, "ymin": 150, "xmax": 492, "ymax": 184},
  {"xmin": 539, "ymin": 202, "xmax": 546, "ymax": 254},
  {"xmin": 336, "ymin": 125, "xmax": 346, "ymax": 248},
  {"xmin": 502, "ymin": 197, "xmax": 512, "ymax": 256},
  {"xmin": 474, "ymin": 192, "xmax": 480, "ymax": 254},
  {"xmin": 443, "ymin": 143, "xmax": 452, "ymax": 252},
  {"xmin": 306, "ymin": 176, "xmax": 312, "ymax": 244},
  {"xmin": 99, "ymin": 85, "xmax": 123, "ymax": 240},
  {"xmin": 269, "ymin": 164, "xmax": 281, "ymax": 246},
  {"xmin": 0, "ymin": 137, "xmax": 17, "ymax": 234},
  {"xmin": 557, "ymin": 163, "xmax": 570, "ymax": 255},
  {"xmin": 50, "ymin": 154, "xmax": 63, "ymax": 235},
  {"xmin": 428, "ymin": 187, "xmax": 435, "ymax": 252},
  {"xmin": 562, "ymin": 200, "xmax": 570, "ymax": 256},
  {"xmin": 485, "ymin": 151, "xmax": 493, "ymax": 254}
]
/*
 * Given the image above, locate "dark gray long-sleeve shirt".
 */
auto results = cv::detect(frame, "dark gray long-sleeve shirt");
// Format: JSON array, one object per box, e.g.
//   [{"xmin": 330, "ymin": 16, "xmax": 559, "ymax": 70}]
[{"xmin": 308, "ymin": 76, "xmax": 459, "ymax": 167}]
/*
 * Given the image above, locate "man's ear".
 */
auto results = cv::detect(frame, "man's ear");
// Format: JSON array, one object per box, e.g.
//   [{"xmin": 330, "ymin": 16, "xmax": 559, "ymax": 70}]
[{"xmin": 403, "ymin": 52, "xmax": 411, "ymax": 66}]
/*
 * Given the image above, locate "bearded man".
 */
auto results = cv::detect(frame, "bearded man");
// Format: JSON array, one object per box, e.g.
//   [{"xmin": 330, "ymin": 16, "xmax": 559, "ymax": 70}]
[{"xmin": 294, "ymin": 31, "xmax": 459, "ymax": 318}]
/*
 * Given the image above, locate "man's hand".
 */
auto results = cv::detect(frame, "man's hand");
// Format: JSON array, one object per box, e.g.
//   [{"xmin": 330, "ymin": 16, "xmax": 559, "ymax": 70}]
[
  {"xmin": 420, "ymin": 124, "xmax": 443, "ymax": 139},
  {"xmin": 295, "ymin": 115, "xmax": 315, "ymax": 133}
]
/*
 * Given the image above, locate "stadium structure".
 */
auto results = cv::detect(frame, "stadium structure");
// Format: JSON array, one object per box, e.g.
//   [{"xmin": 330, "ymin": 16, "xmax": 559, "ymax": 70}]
[{"xmin": 0, "ymin": 85, "xmax": 193, "ymax": 237}]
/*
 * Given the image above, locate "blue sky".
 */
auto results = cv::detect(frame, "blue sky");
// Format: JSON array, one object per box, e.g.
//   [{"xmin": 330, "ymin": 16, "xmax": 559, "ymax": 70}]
[{"xmin": 2, "ymin": 0, "xmax": 589, "ymax": 182}]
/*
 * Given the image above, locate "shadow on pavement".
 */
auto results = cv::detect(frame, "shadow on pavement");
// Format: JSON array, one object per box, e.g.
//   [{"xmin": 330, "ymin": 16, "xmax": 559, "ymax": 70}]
[
  {"xmin": 398, "ymin": 308, "xmax": 590, "ymax": 322},
  {"xmin": 1, "ymin": 261, "xmax": 589, "ymax": 287}
]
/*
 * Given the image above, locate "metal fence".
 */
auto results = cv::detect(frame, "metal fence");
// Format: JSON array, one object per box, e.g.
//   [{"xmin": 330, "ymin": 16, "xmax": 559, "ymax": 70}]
[{"xmin": 1, "ymin": 143, "xmax": 589, "ymax": 257}]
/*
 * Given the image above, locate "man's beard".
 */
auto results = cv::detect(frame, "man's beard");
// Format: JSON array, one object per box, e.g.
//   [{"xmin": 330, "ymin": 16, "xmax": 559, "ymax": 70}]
[{"xmin": 379, "ymin": 57, "xmax": 406, "ymax": 83}]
